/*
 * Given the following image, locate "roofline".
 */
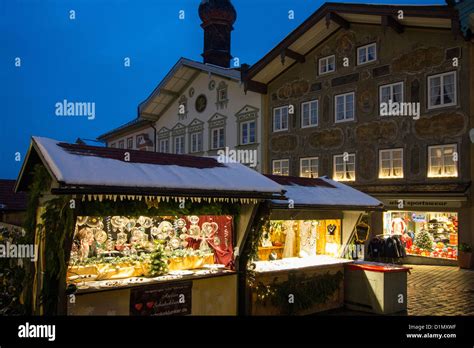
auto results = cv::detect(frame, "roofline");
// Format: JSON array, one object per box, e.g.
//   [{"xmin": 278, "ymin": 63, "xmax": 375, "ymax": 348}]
[
  {"xmin": 137, "ymin": 57, "xmax": 241, "ymax": 117},
  {"xmin": 270, "ymin": 202, "xmax": 384, "ymax": 211},
  {"xmin": 97, "ymin": 118, "xmax": 152, "ymax": 141},
  {"xmin": 245, "ymin": 2, "xmax": 457, "ymax": 81},
  {"xmin": 14, "ymin": 137, "xmax": 59, "ymax": 193},
  {"xmin": 51, "ymin": 185, "xmax": 286, "ymax": 200}
]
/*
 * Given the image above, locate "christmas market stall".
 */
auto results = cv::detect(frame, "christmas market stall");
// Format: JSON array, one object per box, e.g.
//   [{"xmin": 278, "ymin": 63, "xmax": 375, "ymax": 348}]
[
  {"xmin": 15, "ymin": 137, "xmax": 285, "ymax": 316},
  {"xmin": 241, "ymin": 175, "xmax": 384, "ymax": 316}
]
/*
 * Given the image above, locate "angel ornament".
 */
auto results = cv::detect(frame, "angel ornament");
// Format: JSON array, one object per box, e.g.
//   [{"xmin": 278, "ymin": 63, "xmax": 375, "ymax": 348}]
[{"xmin": 299, "ymin": 221, "xmax": 317, "ymax": 258}]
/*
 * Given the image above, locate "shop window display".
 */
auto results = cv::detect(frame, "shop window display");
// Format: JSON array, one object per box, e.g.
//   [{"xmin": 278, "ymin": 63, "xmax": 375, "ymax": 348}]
[
  {"xmin": 258, "ymin": 219, "xmax": 342, "ymax": 262},
  {"xmin": 67, "ymin": 215, "xmax": 234, "ymax": 289},
  {"xmin": 383, "ymin": 211, "xmax": 458, "ymax": 260}
]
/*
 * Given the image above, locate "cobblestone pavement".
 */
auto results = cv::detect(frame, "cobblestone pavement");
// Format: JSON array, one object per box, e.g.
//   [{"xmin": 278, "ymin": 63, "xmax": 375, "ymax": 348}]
[{"xmin": 407, "ymin": 265, "xmax": 474, "ymax": 316}]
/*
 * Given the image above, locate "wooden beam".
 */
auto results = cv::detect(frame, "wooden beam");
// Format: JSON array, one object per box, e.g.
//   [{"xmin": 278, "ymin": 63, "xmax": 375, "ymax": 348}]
[
  {"xmin": 325, "ymin": 12, "xmax": 350, "ymax": 30},
  {"xmin": 284, "ymin": 48, "xmax": 305, "ymax": 63},
  {"xmin": 160, "ymin": 89, "xmax": 179, "ymax": 97},
  {"xmin": 245, "ymin": 80, "xmax": 268, "ymax": 95},
  {"xmin": 382, "ymin": 15, "xmax": 404, "ymax": 34}
]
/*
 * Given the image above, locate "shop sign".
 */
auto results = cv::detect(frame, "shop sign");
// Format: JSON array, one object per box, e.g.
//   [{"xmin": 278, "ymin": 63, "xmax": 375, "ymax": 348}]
[
  {"xmin": 130, "ymin": 281, "xmax": 192, "ymax": 316},
  {"xmin": 381, "ymin": 198, "xmax": 463, "ymax": 209},
  {"xmin": 411, "ymin": 213, "xmax": 426, "ymax": 222}
]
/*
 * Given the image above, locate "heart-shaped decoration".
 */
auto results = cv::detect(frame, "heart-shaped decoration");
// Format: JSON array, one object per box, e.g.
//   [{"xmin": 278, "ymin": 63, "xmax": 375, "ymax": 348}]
[
  {"xmin": 327, "ymin": 224, "xmax": 336, "ymax": 235},
  {"xmin": 146, "ymin": 301, "xmax": 155, "ymax": 309},
  {"xmin": 134, "ymin": 303, "xmax": 143, "ymax": 311},
  {"xmin": 210, "ymin": 222, "xmax": 219, "ymax": 233}
]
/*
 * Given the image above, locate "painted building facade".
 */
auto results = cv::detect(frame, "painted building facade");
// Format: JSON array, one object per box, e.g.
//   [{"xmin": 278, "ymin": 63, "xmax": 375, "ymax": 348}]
[{"xmin": 244, "ymin": 2, "xmax": 474, "ymax": 264}]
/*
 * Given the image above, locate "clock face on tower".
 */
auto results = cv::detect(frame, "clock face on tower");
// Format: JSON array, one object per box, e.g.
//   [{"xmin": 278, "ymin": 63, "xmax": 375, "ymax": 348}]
[{"xmin": 195, "ymin": 94, "xmax": 207, "ymax": 113}]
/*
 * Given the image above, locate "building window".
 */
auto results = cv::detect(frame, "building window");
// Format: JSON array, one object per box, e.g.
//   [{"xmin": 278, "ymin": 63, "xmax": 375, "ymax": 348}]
[
  {"xmin": 379, "ymin": 82, "xmax": 404, "ymax": 115},
  {"xmin": 136, "ymin": 135, "xmax": 145, "ymax": 147},
  {"xmin": 301, "ymin": 100, "xmax": 318, "ymax": 128},
  {"xmin": 428, "ymin": 71, "xmax": 457, "ymax": 109},
  {"xmin": 240, "ymin": 120, "xmax": 256, "ymax": 145},
  {"xmin": 159, "ymin": 138, "xmax": 169, "ymax": 153},
  {"xmin": 190, "ymin": 132, "xmax": 203, "ymax": 153},
  {"xmin": 118, "ymin": 140, "xmax": 125, "ymax": 149},
  {"xmin": 174, "ymin": 135, "xmax": 185, "ymax": 154},
  {"xmin": 273, "ymin": 106, "xmax": 289, "ymax": 132},
  {"xmin": 110, "ymin": 143, "xmax": 116, "ymax": 148},
  {"xmin": 335, "ymin": 92, "xmax": 355, "ymax": 123},
  {"xmin": 300, "ymin": 157, "xmax": 319, "ymax": 178},
  {"xmin": 379, "ymin": 149, "xmax": 403, "ymax": 179},
  {"xmin": 428, "ymin": 144, "xmax": 458, "ymax": 178},
  {"xmin": 357, "ymin": 43, "xmax": 377, "ymax": 65},
  {"xmin": 272, "ymin": 159, "xmax": 289, "ymax": 176},
  {"xmin": 218, "ymin": 89, "xmax": 227, "ymax": 102},
  {"xmin": 333, "ymin": 153, "xmax": 355, "ymax": 181},
  {"xmin": 127, "ymin": 137, "xmax": 133, "ymax": 149},
  {"xmin": 216, "ymin": 81, "xmax": 229, "ymax": 110},
  {"xmin": 211, "ymin": 127, "xmax": 225, "ymax": 150},
  {"xmin": 319, "ymin": 55, "xmax": 335, "ymax": 75}
]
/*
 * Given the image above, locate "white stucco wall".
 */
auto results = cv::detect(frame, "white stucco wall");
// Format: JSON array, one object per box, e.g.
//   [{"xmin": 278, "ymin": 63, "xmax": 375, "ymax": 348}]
[{"xmin": 106, "ymin": 71, "xmax": 263, "ymax": 171}]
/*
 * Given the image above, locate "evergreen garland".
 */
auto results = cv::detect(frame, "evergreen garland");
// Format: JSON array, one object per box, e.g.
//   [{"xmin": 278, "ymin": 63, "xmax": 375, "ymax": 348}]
[
  {"xmin": 149, "ymin": 242, "xmax": 168, "ymax": 277},
  {"xmin": 22, "ymin": 164, "xmax": 52, "ymax": 314},
  {"xmin": 253, "ymin": 271, "xmax": 344, "ymax": 315}
]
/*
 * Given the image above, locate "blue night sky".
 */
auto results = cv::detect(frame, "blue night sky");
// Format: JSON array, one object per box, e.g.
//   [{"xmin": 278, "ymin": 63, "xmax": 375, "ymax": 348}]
[{"xmin": 1, "ymin": 0, "xmax": 445, "ymax": 179}]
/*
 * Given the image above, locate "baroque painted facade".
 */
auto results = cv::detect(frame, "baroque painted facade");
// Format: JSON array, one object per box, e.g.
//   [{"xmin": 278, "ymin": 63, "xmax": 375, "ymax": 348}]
[{"xmin": 243, "ymin": 2, "xmax": 474, "ymax": 264}]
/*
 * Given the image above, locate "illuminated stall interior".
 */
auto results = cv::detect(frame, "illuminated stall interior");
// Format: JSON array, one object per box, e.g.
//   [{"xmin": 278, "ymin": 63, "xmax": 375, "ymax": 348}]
[
  {"xmin": 383, "ymin": 211, "xmax": 458, "ymax": 260},
  {"xmin": 258, "ymin": 219, "xmax": 342, "ymax": 261},
  {"xmin": 251, "ymin": 175, "xmax": 383, "ymax": 272},
  {"xmin": 69, "ymin": 214, "xmax": 237, "ymax": 286}
]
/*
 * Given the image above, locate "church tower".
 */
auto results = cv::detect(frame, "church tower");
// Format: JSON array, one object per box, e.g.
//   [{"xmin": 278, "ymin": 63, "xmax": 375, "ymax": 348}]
[{"xmin": 198, "ymin": 0, "xmax": 237, "ymax": 68}]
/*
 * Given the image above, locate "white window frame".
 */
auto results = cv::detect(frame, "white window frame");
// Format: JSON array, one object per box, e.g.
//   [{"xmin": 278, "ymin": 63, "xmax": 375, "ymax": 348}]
[
  {"xmin": 110, "ymin": 143, "xmax": 116, "ymax": 148},
  {"xmin": 357, "ymin": 43, "xmax": 377, "ymax": 65},
  {"xmin": 118, "ymin": 140, "xmax": 125, "ymax": 149},
  {"xmin": 190, "ymin": 132, "xmax": 203, "ymax": 153},
  {"xmin": 159, "ymin": 138, "xmax": 169, "ymax": 153},
  {"xmin": 127, "ymin": 137, "xmax": 133, "ymax": 149},
  {"xmin": 427, "ymin": 71, "xmax": 457, "ymax": 110},
  {"xmin": 300, "ymin": 157, "xmax": 319, "ymax": 178},
  {"xmin": 379, "ymin": 82, "xmax": 404, "ymax": 116},
  {"xmin": 318, "ymin": 55, "xmax": 336, "ymax": 75},
  {"xmin": 333, "ymin": 153, "xmax": 356, "ymax": 182},
  {"xmin": 240, "ymin": 120, "xmax": 256, "ymax": 145},
  {"xmin": 272, "ymin": 159, "xmax": 289, "ymax": 176},
  {"xmin": 211, "ymin": 127, "xmax": 225, "ymax": 150},
  {"xmin": 136, "ymin": 135, "xmax": 145, "ymax": 146},
  {"xmin": 273, "ymin": 106, "xmax": 289, "ymax": 132},
  {"xmin": 301, "ymin": 100, "xmax": 319, "ymax": 128},
  {"xmin": 379, "ymin": 148, "xmax": 404, "ymax": 179},
  {"xmin": 174, "ymin": 135, "xmax": 185, "ymax": 154},
  {"xmin": 334, "ymin": 92, "xmax": 355, "ymax": 123},
  {"xmin": 428, "ymin": 144, "xmax": 458, "ymax": 178}
]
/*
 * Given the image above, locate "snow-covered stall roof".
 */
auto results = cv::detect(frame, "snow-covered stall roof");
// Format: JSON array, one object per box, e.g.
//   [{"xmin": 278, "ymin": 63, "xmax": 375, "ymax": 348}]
[
  {"xmin": 15, "ymin": 137, "xmax": 285, "ymax": 199},
  {"xmin": 266, "ymin": 175, "xmax": 383, "ymax": 210}
]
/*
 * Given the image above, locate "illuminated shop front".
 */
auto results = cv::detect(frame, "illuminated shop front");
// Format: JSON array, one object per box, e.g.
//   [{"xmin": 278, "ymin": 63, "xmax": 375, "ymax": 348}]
[
  {"xmin": 383, "ymin": 211, "xmax": 458, "ymax": 260},
  {"xmin": 242, "ymin": 175, "xmax": 383, "ymax": 316}
]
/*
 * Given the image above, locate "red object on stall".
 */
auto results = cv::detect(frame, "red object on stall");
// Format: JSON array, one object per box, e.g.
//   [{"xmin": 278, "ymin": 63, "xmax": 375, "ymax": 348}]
[{"xmin": 345, "ymin": 262, "xmax": 411, "ymax": 274}]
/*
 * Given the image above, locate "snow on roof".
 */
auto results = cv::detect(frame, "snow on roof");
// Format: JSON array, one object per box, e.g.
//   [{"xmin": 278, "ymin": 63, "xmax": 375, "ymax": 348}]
[
  {"xmin": 266, "ymin": 175, "xmax": 383, "ymax": 209},
  {"xmin": 28, "ymin": 137, "xmax": 284, "ymax": 196}
]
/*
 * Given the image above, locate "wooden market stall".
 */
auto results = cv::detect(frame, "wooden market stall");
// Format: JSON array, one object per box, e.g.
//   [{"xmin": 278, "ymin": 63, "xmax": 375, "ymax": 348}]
[
  {"xmin": 241, "ymin": 175, "xmax": 384, "ymax": 316},
  {"xmin": 15, "ymin": 136, "xmax": 285, "ymax": 316}
]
